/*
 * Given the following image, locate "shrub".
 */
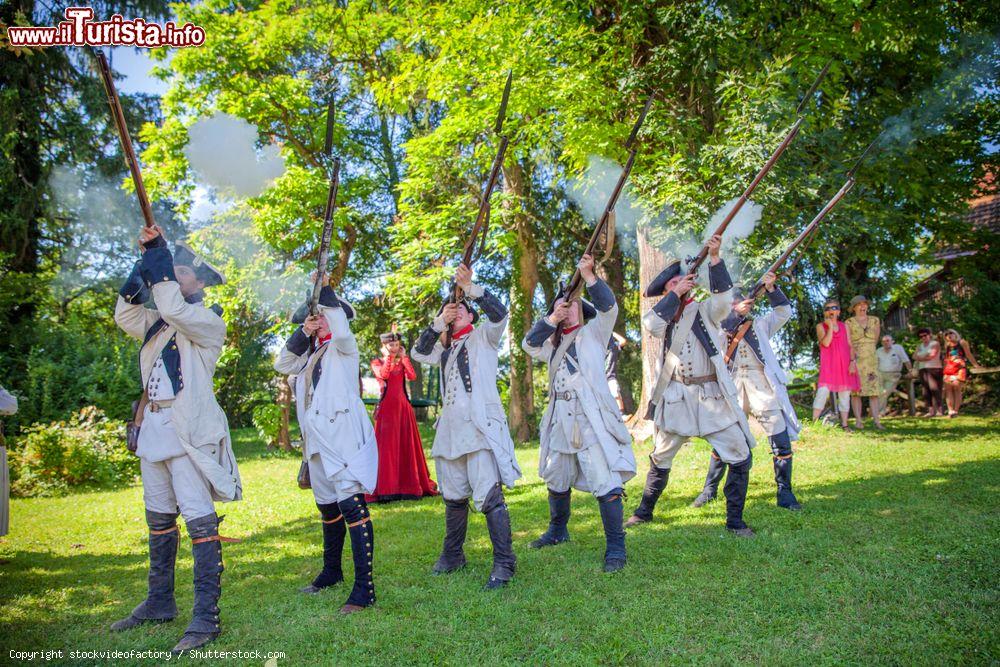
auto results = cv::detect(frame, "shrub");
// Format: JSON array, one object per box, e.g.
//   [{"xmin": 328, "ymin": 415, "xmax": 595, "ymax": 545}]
[
  {"xmin": 10, "ymin": 406, "xmax": 138, "ymax": 497},
  {"xmin": 251, "ymin": 402, "xmax": 282, "ymax": 448}
]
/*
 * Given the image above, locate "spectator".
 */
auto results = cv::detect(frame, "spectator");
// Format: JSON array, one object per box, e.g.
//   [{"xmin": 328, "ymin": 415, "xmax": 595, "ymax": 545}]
[
  {"xmin": 941, "ymin": 329, "xmax": 981, "ymax": 418},
  {"xmin": 845, "ymin": 295, "xmax": 884, "ymax": 430},
  {"xmin": 913, "ymin": 328, "xmax": 944, "ymax": 417},
  {"xmin": 876, "ymin": 334, "xmax": 912, "ymax": 416},
  {"xmin": 368, "ymin": 331, "xmax": 438, "ymax": 502},
  {"xmin": 812, "ymin": 298, "xmax": 860, "ymax": 430}
]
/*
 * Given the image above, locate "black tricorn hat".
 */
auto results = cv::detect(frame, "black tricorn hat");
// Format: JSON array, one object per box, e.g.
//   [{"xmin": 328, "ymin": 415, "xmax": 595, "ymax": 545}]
[
  {"xmin": 292, "ymin": 285, "xmax": 355, "ymax": 324},
  {"xmin": 174, "ymin": 241, "xmax": 226, "ymax": 287},
  {"xmin": 643, "ymin": 258, "xmax": 683, "ymax": 297},
  {"xmin": 546, "ymin": 281, "xmax": 596, "ymax": 322},
  {"xmin": 379, "ymin": 331, "xmax": 402, "ymax": 344}
]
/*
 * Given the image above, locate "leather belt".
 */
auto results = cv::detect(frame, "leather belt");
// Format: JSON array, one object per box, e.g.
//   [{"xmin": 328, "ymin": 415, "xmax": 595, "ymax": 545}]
[
  {"xmin": 149, "ymin": 399, "xmax": 176, "ymax": 412},
  {"xmin": 553, "ymin": 391, "xmax": 576, "ymax": 401},
  {"xmin": 672, "ymin": 373, "xmax": 717, "ymax": 386}
]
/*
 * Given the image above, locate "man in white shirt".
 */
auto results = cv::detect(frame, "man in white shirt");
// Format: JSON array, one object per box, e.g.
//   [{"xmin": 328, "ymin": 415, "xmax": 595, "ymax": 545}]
[{"xmin": 876, "ymin": 335, "xmax": 912, "ymax": 416}]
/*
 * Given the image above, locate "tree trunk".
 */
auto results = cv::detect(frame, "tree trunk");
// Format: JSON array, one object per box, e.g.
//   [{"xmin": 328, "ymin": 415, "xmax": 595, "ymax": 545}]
[
  {"xmin": 504, "ymin": 160, "xmax": 538, "ymax": 443},
  {"xmin": 629, "ymin": 221, "xmax": 669, "ymax": 429},
  {"xmin": 599, "ymin": 242, "xmax": 636, "ymax": 415}
]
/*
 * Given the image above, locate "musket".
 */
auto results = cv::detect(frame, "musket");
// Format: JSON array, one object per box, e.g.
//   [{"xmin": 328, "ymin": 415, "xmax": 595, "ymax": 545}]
[
  {"xmin": 95, "ymin": 50, "xmax": 156, "ymax": 229},
  {"xmin": 672, "ymin": 61, "xmax": 832, "ymax": 321},
  {"xmin": 309, "ymin": 99, "xmax": 341, "ymax": 318},
  {"xmin": 445, "ymin": 70, "xmax": 513, "ymax": 346},
  {"xmin": 553, "ymin": 96, "xmax": 653, "ymax": 345},
  {"xmin": 723, "ymin": 131, "xmax": 883, "ymax": 362}
]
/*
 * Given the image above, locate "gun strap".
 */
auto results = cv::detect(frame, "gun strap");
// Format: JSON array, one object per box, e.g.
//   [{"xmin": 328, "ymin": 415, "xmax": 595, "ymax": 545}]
[{"xmin": 724, "ymin": 319, "xmax": 754, "ymax": 365}]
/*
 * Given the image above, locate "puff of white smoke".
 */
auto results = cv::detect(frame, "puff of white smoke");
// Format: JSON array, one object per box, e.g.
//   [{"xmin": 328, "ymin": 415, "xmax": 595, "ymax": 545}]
[
  {"xmin": 184, "ymin": 112, "xmax": 286, "ymax": 199},
  {"xmin": 567, "ymin": 155, "xmax": 645, "ymax": 255}
]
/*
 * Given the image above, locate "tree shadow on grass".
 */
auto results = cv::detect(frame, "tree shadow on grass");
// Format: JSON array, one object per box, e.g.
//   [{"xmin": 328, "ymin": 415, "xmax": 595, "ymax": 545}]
[{"xmin": 2, "ymin": 456, "xmax": 998, "ymax": 663}]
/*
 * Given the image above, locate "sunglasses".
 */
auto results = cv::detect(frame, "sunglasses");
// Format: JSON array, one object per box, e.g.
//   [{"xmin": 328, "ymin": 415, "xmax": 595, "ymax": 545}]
[{"xmin": 824, "ymin": 306, "xmax": 840, "ymax": 311}]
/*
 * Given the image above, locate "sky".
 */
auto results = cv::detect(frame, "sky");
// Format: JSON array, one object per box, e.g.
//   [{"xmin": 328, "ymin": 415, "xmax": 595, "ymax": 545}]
[{"xmin": 104, "ymin": 46, "xmax": 233, "ymax": 225}]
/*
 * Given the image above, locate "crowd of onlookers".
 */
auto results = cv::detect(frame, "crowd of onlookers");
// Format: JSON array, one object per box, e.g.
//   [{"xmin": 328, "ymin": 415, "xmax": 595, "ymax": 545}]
[{"xmin": 812, "ymin": 295, "xmax": 982, "ymax": 429}]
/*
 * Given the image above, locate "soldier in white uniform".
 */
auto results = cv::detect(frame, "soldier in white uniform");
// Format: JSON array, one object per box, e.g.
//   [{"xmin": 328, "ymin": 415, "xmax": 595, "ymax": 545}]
[
  {"xmin": 274, "ymin": 280, "xmax": 378, "ymax": 614},
  {"xmin": 691, "ymin": 272, "xmax": 803, "ymax": 511},
  {"xmin": 411, "ymin": 264, "xmax": 521, "ymax": 590},
  {"xmin": 111, "ymin": 226, "xmax": 242, "ymax": 655},
  {"xmin": 522, "ymin": 255, "xmax": 635, "ymax": 572},
  {"xmin": 626, "ymin": 236, "xmax": 757, "ymax": 537}
]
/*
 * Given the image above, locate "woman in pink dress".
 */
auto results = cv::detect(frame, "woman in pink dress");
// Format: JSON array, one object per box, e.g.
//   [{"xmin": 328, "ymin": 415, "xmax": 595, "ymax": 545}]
[
  {"xmin": 367, "ymin": 331, "xmax": 438, "ymax": 502},
  {"xmin": 812, "ymin": 298, "xmax": 861, "ymax": 429}
]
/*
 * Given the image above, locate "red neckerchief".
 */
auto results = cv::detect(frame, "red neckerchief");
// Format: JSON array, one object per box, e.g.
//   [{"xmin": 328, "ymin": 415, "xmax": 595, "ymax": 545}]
[
  {"xmin": 683, "ymin": 296, "xmax": 695, "ymax": 307},
  {"xmin": 451, "ymin": 324, "xmax": 474, "ymax": 343},
  {"xmin": 318, "ymin": 332, "xmax": 332, "ymax": 345},
  {"xmin": 561, "ymin": 323, "xmax": 582, "ymax": 335}
]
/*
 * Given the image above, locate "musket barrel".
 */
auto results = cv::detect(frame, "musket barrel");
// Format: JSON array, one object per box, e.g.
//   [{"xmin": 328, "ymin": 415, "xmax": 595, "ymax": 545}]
[{"xmin": 96, "ymin": 51, "xmax": 156, "ymax": 229}]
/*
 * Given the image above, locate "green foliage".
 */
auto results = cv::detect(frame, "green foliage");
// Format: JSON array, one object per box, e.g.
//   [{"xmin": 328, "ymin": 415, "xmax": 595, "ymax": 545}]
[
  {"xmin": 251, "ymin": 402, "xmax": 282, "ymax": 449},
  {"xmin": 9, "ymin": 406, "xmax": 137, "ymax": 497},
  {"xmin": 14, "ymin": 290, "xmax": 139, "ymax": 431}
]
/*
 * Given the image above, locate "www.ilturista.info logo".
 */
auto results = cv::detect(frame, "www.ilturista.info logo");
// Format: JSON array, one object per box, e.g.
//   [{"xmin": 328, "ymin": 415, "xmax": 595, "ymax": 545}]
[{"xmin": 5, "ymin": 7, "xmax": 205, "ymax": 48}]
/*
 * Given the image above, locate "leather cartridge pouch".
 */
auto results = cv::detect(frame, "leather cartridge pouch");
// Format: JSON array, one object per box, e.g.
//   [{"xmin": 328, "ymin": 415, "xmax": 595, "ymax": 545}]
[{"xmin": 125, "ymin": 391, "xmax": 149, "ymax": 455}]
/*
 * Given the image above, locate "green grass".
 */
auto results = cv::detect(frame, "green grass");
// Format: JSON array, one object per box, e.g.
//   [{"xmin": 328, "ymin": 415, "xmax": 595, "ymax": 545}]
[{"xmin": 2, "ymin": 415, "xmax": 999, "ymax": 665}]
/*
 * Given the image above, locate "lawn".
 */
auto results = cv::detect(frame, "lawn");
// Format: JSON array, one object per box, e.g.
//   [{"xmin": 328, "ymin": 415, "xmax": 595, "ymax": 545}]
[{"xmin": 2, "ymin": 415, "xmax": 999, "ymax": 665}]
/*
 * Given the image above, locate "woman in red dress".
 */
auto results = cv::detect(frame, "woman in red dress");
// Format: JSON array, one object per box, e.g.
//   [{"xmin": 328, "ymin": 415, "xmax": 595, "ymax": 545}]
[{"xmin": 367, "ymin": 332, "xmax": 438, "ymax": 502}]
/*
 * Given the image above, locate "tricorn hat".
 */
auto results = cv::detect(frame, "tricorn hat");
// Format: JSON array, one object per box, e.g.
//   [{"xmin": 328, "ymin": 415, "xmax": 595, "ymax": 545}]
[
  {"xmin": 292, "ymin": 285, "xmax": 355, "ymax": 324},
  {"xmin": 174, "ymin": 241, "xmax": 226, "ymax": 287},
  {"xmin": 643, "ymin": 258, "xmax": 683, "ymax": 297},
  {"xmin": 546, "ymin": 281, "xmax": 597, "ymax": 322},
  {"xmin": 437, "ymin": 287, "xmax": 479, "ymax": 325}
]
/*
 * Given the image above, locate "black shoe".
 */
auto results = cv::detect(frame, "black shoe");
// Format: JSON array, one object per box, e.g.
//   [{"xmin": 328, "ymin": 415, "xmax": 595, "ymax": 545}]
[
  {"xmin": 626, "ymin": 460, "xmax": 669, "ymax": 528},
  {"xmin": 484, "ymin": 575, "xmax": 509, "ymax": 591},
  {"xmin": 482, "ymin": 484, "xmax": 516, "ymax": 589},
  {"xmin": 597, "ymin": 489, "xmax": 626, "ymax": 573},
  {"xmin": 727, "ymin": 526, "xmax": 756, "ymax": 538},
  {"xmin": 433, "ymin": 498, "xmax": 469, "ymax": 574},
  {"xmin": 171, "ymin": 631, "xmax": 219, "ymax": 656},
  {"xmin": 110, "ymin": 615, "xmax": 171, "ymax": 632},
  {"xmin": 692, "ymin": 454, "xmax": 726, "ymax": 508},
  {"xmin": 530, "ymin": 489, "xmax": 571, "ymax": 549}
]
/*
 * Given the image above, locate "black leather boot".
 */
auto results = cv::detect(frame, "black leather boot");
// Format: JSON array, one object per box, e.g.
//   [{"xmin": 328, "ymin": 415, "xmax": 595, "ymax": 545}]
[
  {"xmin": 625, "ymin": 459, "xmax": 669, "ymax": 527},
  {"xmin": 111, "ymin": 510, "xmax": 178, "ymax": 632},
  {"xmin": 338, "ymin": 494, "xmax": 375, "ymax": 614},
  {"xmin": 300, "ymin": 502, "xmax": 345, "ymax": 593},
  {"xmin": 692, "ymin": 453, "xmax": 727, "ymax": 508},
  {"xmin": 171, "ymin": 513, "xmax": 226, "ymax": 655},
  {"xmin": 530, "ymin": 488, "xmax": 571, "ymax": 549},
  {"xmin": 597, "ymin": 489, "xmax": 626, "ymax": 573},
  {"xmin": 724, "ymin": 455, "xmax": 754, "ymax": 537},
  {"xmin": 482, "ymin": 484, "xmax": 516, "ymax": 590},
  {"xmin": 433, "ymin": 498, "xmax": 469, "ymax": 574}
]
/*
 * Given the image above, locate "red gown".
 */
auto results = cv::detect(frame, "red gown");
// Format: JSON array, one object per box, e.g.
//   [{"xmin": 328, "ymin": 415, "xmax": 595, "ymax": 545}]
[{"xmin": 366, "ymin": 355, "xmax": 438, "ymax": 502}]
